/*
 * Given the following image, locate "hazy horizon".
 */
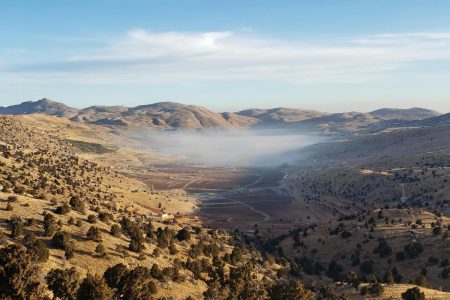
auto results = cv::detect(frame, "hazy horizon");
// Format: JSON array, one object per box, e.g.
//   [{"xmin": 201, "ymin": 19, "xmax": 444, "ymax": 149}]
[{"xmin": 1, "ymin": 97, "xmax": 445, "ymax": 115}]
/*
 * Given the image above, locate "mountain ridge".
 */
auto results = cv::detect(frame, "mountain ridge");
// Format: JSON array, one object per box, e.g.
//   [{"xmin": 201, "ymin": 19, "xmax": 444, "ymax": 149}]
[
  {"xmin": 0, "ymin": 98, "xmax": 80, "ymax": 118},
  {"xmin": 0, "ymin": 98, "xmax": 442, "ymax": 132}
]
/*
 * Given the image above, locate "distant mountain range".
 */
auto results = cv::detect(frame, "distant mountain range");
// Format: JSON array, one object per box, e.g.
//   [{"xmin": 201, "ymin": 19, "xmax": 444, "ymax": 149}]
[{"xmin": 0, "ymin": 98, "xmax": 442, "ymax": 132}]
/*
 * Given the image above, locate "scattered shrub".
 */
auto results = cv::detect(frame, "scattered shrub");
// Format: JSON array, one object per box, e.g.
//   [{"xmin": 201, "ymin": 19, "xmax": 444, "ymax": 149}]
[
  {"xmin": 95, "ymin": 244, "xmax": 106, "ymax": 257},
  {"xmin": 56, "ymin": 203, "xmax": 71, "ymax": 215},
  {"xmin": 86, "ymin": 226, "xmax": 102, "ymax": 242},
  {"xmin": 110, "ymin": 224, "xmax": 121, "ymax": 237},
  {"xmin": 340, "ymin": 230, "xmax": 352, "ymax": 238},
  {"xmin": 401, "ymin": 287, "xmax": 425, "ymax": 300},
  {"xmin": 87, "ymin": 214, "xmax": 98, "ymax": 224},
  {"xmin": 9, "ymin": 216, "xmax": 24, "ymax": 238},
  {"xmin": 176, "ymin": 227, "xmax": 191, "ymax": 241},
  {"xmin": 44, "ymin": 213, "xmax": 57, "ymax": 236},
  {"xmin": 69, "ymin": 196, "xmax": 85, "ymax": 214},
  {"xmin": 404, "ymin": 242, "xmax": 423, "ymax": 259},
  {"xmin": 368, "ymin": 282, "xmax": 384, "ymax": 297}
]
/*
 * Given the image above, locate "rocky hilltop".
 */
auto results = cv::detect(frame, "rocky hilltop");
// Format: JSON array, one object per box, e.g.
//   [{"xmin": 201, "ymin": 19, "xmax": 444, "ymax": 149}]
[
  {"xmin": 0, "ymin": 98, "xmax": 80, "ymax": 118},
  {"xmin": 72, "ymin": 101, "xmax": 257, "ymax": 129}
]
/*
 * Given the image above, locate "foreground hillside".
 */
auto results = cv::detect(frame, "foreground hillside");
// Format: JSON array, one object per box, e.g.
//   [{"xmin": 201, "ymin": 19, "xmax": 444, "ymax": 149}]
[
  {"xmin": 0, "ymin": 113, "xmax": 449, "ymax": 299},
  {"xmin": 276, "ymin": 207, "xmax": 449, "ymax": 290},
  {"xmin": 0, "ymin": 115, "xmax": 316, "ymax": 299},
  {"xmin": 280, "ymin": 123, "xmax": 450, "ymax": 295}
]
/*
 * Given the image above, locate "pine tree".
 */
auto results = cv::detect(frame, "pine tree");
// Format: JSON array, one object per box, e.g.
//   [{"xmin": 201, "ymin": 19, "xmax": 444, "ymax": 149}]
[
  {"xmin": 384, "ymin": 269, "xmax": 394, "ymax": 284},
  {"xmin": 0, "ymin": 245, "xmax": 43, "ymax": 299},
  {"xmin": 44, "ymin": 213, "xmax": 57, "ymax": 236},
  {"xmin": 46, "ymin": 267, "xmax": 80, "ymax": 300},
  {"xmin": 77, "ymin": 273, "xmax": 113, "ymax": 300}
]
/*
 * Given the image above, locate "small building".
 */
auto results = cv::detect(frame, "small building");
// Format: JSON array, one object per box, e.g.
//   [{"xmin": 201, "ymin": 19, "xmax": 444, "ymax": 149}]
[{"xmin": 161, "ymin": 213, "xmax": 174, "ymax": 221}]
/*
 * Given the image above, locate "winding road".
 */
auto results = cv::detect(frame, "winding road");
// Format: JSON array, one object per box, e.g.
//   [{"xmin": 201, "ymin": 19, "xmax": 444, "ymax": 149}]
[{"xmin": 219, "ymin": 173, "xmax": 273, "ymax": 224}]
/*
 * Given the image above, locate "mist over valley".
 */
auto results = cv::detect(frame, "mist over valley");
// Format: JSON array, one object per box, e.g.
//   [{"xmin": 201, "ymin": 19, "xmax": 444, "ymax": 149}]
[{"xmin": 129, "ymin": 128, "xmax": 325, "ymax": 167}]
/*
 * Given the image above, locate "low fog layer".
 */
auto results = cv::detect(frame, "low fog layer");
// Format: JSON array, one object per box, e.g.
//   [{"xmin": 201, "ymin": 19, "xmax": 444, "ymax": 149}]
[{"xmin": 133, "ymin": 129, "xmax": 325, "ymax": 167}]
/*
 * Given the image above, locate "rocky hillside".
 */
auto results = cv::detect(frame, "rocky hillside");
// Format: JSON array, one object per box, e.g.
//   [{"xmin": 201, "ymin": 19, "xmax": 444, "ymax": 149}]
[
  {"xmin": 400, "ymin": 112, "xmax": 450, "ymax": 128},
  {"xmin": 369, "ymin": 107, "xmax": 440, "ymax": 120},
  {"xmin": 293, "ymin": 108, "xmax": 441, "ymax": 133},
  {"xmin": 278, "ymin": 206, "xmax": 450, "ymax": 291},
  {"xmin": 72, "ymin": 102, "xmax": 258, "ymax": 129},
  {"xmin": 283, "ymin": 124, "xmax": 450, "ymax": 293},
  {"xmin": 236, "ymin": 107, "xmax": 328, "ymax": 126},
  {"xmin": 299, "ymin": 124, "xmax": 450, "ymax": 168},
  {"xmin": 0, "ymin": 115, "xmax": 448, "ymax": 299},
  {"xmin": 0, "ymin": 115, "xmax": 284, "ymax": 299},
  {"xmin": 0, "ymin": 98, "xmax": 79, "ymax": 118},
  {"xmin": 0, "ymin": 99, "xmax": 441, "ymax": 133}
]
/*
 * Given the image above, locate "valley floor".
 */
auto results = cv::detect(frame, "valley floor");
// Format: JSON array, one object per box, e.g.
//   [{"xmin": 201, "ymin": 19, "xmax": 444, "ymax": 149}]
[{"xmin": 132, "ymin": 166, "xmax": 336, "ymax": 235}]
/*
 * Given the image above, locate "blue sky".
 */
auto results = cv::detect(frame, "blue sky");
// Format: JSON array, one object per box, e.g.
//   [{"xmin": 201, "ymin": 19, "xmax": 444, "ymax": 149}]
[{"xmin": 1, "ymin": 0, "xmax": 450, "ymax": 112}]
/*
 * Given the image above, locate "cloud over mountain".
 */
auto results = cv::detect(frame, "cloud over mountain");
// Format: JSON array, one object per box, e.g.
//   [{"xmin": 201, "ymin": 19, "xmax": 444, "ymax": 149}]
[{"xmin": 4, "ymin": 30, "xmax": 450, "ymax": 86}]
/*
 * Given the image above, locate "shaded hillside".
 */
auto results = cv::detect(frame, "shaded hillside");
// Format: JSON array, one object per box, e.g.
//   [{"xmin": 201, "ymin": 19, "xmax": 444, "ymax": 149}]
[
  {"xmin": 0, "ymin": 98, "xmax": 79, "ymax": 118},
  {"xmin": 299, "ymin": 124, "xmax": 450, "ymax": 167},
  {"xmin": 369, "ymin": 107, "xmax": 440, "ymax": 120},
  {"xmin": 365, "ymin": 111, "xmax": 448, "ymax": 133},
  {"xmin": 236, "ymin": 107, "xmax": 328, "ymax": 126},
  {"xmin": 278, "ymin": 206, "xmax": 450, "ymax": 291},
  {"xmin": 294, "ymin": 108, "xmax": 441, "ymax": 133},
  {"xmin": 294, "ymin": 112, "xmax": 378, "ymax": 133},
  {"xmin": 407, "ymin": 112, "xmax": 450, "ymax": 127}
]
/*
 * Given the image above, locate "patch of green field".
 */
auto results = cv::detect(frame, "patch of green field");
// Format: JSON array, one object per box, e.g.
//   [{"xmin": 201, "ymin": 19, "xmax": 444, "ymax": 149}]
[{"xmin": 66, "ymin": 139, "xmax": 115, "ymax": 154}]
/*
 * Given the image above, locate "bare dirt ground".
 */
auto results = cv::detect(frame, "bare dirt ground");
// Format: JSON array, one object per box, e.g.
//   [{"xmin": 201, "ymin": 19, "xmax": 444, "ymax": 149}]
[{"xmin": 133, "ymin": 165, "xmax": 333, "ymax": 235}]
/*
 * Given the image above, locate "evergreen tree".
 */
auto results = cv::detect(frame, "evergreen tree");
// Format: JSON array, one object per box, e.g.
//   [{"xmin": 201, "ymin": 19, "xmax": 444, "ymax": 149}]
[
  {"xmin": 77, "ymin": 273, "xmax": 113, "ymax": 300},
  {"xmin": 269, "ymin": 280, "xmax": 315, "ymax": 300},
  {"xmin": 384, "ymin": 269, "xmax": 394, "ymax": 284},
  {"xmin": 86, "ymin": 226, "xmax": 102, "ymax": 242},
  {"xmin": 110, "ymin": 224, "xmax": 121, "ymax": 237},
  {"xmin": 401, "ymin": 287, "xmax": 425, "ymax": 300},
  {"xmin": 9, "ymin": 216, "xmax": 24, "ymax": 238},
  {"xmin": 44, "ymin": 213, "xmax": 57, "ymax": 236},
  {"xmin": 114, "ymin": 266, "xmax": 157, "ymax": 300},
  {"xmin": 0, "ymin": 245, "xmax": 43, "ymax": 299},
  {"xmin": 46, "ymin": 267, "xmax": 80, "ymax": 300},
  {"xmin": 104, "ymin": 263, "xmax": 129, "ymax": 290}
]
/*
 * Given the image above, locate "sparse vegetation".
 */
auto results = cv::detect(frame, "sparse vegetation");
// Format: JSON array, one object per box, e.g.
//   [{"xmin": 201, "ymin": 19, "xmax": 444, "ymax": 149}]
[
  {"xmin": 402, "ymin": 287, "xmax": 426, "ymax": 300},
  {"xmin": 0, "ymin": 112, "xmax": 449, "ymax": 299},
  {"xmin": 66, "ymin": 139, "xmax": 114, "ymax": 154}
]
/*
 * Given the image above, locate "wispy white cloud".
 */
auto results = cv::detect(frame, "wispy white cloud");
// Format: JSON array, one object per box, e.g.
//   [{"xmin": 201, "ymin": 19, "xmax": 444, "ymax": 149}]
[{"xmin": 2, "ymin": 30, "xmax": 450, "ymax": 85}]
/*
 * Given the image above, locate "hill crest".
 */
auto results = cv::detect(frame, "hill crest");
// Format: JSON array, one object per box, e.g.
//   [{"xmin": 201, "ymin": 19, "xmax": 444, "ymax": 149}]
[
  {"xmin": 0, "ymin": 98, "xmax": 79, "ymax": 118},
  {"xmin": 0, "ymin": 99, "xmax": 443, "ymax": 132}
]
